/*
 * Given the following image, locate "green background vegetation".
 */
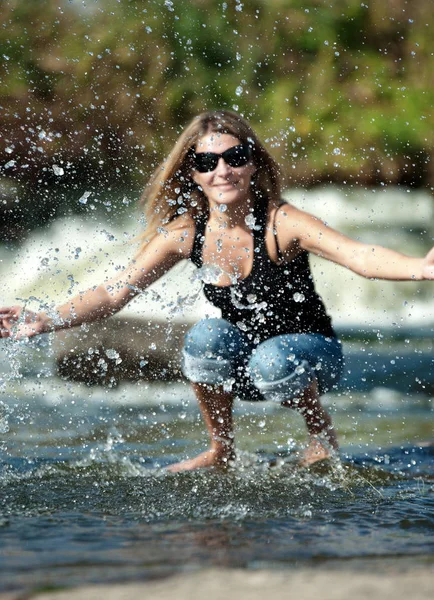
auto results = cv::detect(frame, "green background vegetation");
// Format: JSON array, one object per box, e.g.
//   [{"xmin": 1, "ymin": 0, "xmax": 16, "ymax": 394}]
[{"xmin": 1, "ymin": 0, "xmax": 433, "ymax": 232}]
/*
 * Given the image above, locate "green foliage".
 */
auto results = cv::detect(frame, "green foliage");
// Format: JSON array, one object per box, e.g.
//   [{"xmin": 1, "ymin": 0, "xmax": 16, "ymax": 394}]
[{"xmin": 1, "ymin": 0, "xmax": 433, "ymax": 221}]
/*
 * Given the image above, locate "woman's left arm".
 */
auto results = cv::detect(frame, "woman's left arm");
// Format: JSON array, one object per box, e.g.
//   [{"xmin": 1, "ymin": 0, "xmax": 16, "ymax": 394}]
[{"xmin": 276, "ymin": 204, "xmax": 433, "ymax": 281}]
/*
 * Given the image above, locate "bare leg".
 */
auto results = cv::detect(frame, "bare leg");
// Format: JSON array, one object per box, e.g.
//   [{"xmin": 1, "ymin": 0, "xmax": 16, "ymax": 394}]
[
  {"xmin": 167, "ymin": 383, "xmax": 235, "ymax": 472},
  {"xmin": 281, "ymin": 379, "xmax": 338, "ymax": 466}
]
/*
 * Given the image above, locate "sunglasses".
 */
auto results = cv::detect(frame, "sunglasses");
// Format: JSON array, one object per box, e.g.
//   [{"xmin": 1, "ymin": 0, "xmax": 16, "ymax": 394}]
[{"xmin": 192, "ymin": 144, "xmax": 251, "ymax": 173}]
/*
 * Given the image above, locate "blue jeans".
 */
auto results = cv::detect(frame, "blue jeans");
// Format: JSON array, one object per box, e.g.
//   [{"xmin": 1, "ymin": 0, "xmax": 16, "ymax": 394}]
[{"xmin": 182, "ymin": 318, "xmax": 343, "ymax": 402}]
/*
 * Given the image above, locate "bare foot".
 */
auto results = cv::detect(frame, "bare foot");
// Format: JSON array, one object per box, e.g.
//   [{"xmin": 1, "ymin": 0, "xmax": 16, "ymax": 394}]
[
  {"xmin": 167, "ymin": 448, "xmax": 234, "ymax": 473},
  {"xmin": 299, "ymin": 438, "xmax": 336, "ymax": 467}
]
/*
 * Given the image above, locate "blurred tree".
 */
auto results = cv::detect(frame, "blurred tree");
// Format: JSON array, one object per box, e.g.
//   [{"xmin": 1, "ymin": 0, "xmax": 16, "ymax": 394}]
[{"xmin": 0, "ymin": 0, "xmax": 433, "ymax": 232}]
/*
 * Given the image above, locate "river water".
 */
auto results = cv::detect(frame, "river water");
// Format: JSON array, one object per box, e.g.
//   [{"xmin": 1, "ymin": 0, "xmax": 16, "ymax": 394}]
[
  {"xmin": 0, "ymin": 186, "xmax": 433, "ymax": 593},
  {"xmin": 0, "ymin": 339, "xmax": 433, "ymax": 593}
]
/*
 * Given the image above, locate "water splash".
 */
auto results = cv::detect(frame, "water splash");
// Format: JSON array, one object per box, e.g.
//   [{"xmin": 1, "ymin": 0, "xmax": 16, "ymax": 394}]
[
  {"xmin": 229, "ymin": 288, "xmax": 268, "ymax": 313},
  {"xmin": 0, "ymin": 401, "xmax": 12, "ymax": 434},
  {"xmin": 193, "ymin": 263, "xmax": 226, "ymax": 285}
]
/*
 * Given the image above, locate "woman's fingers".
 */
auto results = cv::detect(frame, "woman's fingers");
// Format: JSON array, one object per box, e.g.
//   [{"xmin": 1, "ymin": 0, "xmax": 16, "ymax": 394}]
[
  {"xmin": 0, "ymin": 320, "xmax": 37, "ymax": 340},
  {"xmin": 0, "ymin": 312, "xmax": 16, "ymax": 321},
  {"xmin": 0, "ymin": 306, "xmax": 22, "ymax": 320},
  {"xmin": 1, "ymin": 309, "xmax": 14, "ymax": 337},
  {"xmin": 0, "ymin": 306, "xmax": 33, "ymax": 339},
  {"xmin": 422, "ymin": 247, "xmax": 434, "ymax": 280},
  {"xmin": 0, "ymin": 319, "xmax": 14, "ymax": 338}
]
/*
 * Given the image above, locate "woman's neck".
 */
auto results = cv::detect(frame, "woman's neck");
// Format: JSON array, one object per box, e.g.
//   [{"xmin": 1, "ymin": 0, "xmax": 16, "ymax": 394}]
[{"xmin": 207, "ymin": 197, "xmax": 255, "ymax": 229}]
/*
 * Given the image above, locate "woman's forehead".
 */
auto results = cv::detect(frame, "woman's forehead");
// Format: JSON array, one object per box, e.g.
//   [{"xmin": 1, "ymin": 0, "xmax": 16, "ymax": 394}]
[{"xmin": 195, "ymin": 132, "xmax": 241, "ymax": 152}]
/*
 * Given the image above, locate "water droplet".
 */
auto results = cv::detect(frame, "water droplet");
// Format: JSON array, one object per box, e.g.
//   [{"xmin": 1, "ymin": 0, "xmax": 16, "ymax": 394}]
[
  {"xmin": 235, "ymin": 85, "xmax": 243, "ymax": 96},
  {"xmin": 105, "ymin": 348, "xmax": 122, "ymax": 364},
  {"xmin": 52, "ymin": 164, "xmax": 64, "ymax": 176},
  {"xmin": 79, "ymin": 191, "xmax": 92, "ymax": 205},
  {"xmin": 194, "ymin": 264, "xmax": 224, "ymax": 284},
  {"xmin": 245, "ymin": 214, "xmax": 256, "ymax": 229},
  {"xmin": 0, "ymin": 401, "xmax": 11, "ymax": 434},
  {"xmin": 293, "ymin": 292, "xmax": 305, "ymax": 302}
]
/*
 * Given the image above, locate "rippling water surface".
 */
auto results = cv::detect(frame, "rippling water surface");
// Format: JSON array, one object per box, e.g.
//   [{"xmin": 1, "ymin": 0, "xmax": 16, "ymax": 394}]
[{"xmin": 0, "ymin": 342, "xmax": 433, "ymax": 593}]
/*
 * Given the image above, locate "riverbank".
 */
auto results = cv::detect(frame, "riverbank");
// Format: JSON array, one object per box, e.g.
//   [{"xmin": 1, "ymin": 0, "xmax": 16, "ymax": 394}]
[{"xmin": 2, "ymin": 560, "xmax": 433, "ymax": 600}]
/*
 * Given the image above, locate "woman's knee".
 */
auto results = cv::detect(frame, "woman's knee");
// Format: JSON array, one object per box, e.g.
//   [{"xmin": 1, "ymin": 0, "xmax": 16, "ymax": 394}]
[
  {"xmin": 248, "ymin": 337, "xmax": 306, "ymax": 382},
  {"xmin": 247, "ymin": 337, "xmax": 312, "ymax": 401},
  {"xmin": 247, "ymin": 334, "xmax": 344, "ymax": 402},
  {"xmin": 182, "ymin": 318, "xmax": 250, "ymax": 386},
  {"xmin": 184, "ymin": 318, "xmax": 246, "ymax": 360}
]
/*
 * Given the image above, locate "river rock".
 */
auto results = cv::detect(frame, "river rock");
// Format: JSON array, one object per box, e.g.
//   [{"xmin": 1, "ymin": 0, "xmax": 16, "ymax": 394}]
[{"xmin": 54, "ymin": 316, "xmax": 190, "ymax": 386}]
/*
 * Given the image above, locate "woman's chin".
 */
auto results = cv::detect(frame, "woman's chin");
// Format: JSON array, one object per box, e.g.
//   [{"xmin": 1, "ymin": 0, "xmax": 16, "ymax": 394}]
[{"xmin": 211, "ymin": 190, "xmax": 250, "ymax": 206}]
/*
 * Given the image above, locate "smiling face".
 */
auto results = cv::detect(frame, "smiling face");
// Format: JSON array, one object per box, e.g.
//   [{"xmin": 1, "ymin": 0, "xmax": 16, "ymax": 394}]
[{"xmin": 191, "ymin": 133, "xmax": 256, "ymax": 209}]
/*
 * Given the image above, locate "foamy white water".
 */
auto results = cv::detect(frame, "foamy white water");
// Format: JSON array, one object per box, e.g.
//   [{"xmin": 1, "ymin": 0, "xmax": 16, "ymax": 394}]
[{"xmin": 1, "ymin": 185, "xmax": 433, "ymax": 327}]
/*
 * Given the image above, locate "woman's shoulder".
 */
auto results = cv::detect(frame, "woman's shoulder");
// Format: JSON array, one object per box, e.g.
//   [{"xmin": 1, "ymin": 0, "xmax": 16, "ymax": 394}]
[
  {"xmin": 161, "ymin": 213, "xmax": 196, "ymax": 258},
  {"xmin": 267, "ymin": 199, "xmax": 298, "ymax": 226},
  {"xmin": 272, "ymin": 199, "xmax": 318, "ymax": 223},
  {"xmin": 269, "ymin": 199, "xmax": 324, "ymax": 255},
  {"xmin": 275, "ymin": 198, "xmax": 296, "ymax": 213},
  {"xmin": 165, "ymin": 212, "xmax": 196, "ymax": 233}
]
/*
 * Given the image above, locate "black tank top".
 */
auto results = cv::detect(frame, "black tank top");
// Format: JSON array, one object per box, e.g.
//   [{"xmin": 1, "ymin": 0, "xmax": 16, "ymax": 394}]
[{"xmin": 190, "ymin": 199, "xmax": 336, "ymax": 344}]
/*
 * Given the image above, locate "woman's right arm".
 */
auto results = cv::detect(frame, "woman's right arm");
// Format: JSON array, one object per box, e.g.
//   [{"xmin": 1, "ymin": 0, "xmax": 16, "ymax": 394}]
[{"xmin": 0, "ymin": 222, "xmax": 194, "ymax": 339}]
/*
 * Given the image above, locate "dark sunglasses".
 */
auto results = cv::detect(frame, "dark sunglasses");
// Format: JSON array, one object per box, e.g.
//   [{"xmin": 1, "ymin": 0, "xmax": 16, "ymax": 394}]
[{"xmin": 192, "ymin": 144, "xmax": 251, "ymax": 173}]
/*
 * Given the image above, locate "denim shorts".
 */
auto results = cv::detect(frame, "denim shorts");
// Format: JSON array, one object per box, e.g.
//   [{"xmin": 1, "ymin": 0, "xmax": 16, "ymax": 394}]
[{"xmin": 182, "ymin": 318, "xmax": 343, "ymax": 403}]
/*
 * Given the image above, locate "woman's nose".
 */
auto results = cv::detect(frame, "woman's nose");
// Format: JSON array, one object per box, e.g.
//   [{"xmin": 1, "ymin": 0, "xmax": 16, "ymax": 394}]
[{"xmin": 215, "ymin": 157, "xmax": 231, "ymax": 175}]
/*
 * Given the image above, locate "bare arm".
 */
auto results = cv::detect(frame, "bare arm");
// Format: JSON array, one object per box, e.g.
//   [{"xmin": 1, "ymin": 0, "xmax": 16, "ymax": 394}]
[
  {"xmin": 276, "ymin": 204, "xmax": 431, "ymax": 281},
  {"xmin": 0, "ymin": 222, "xmax": 194, "ymax": 339}
]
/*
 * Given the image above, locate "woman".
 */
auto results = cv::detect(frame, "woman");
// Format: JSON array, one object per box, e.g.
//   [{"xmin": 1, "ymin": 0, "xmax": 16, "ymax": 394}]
[{"xmin": 2, "ymin": 110, "xmax": 434, "ymax": 471}]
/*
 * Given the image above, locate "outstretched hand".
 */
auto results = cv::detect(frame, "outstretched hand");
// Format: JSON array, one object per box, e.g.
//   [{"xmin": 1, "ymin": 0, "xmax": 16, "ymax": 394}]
[
  {"xmin": 422, "ymin": 247, "xmax": 434, "ymax": 280},
  {"xmin": 0, "ymin": 306, "xmax": 43, "ymax": 340}
]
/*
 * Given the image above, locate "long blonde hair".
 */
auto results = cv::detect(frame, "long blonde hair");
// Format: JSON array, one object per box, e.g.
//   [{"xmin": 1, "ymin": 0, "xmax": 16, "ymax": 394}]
[{"xmin": 139, "ymin": 110, "xmax": 281, "ymax": 247}]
